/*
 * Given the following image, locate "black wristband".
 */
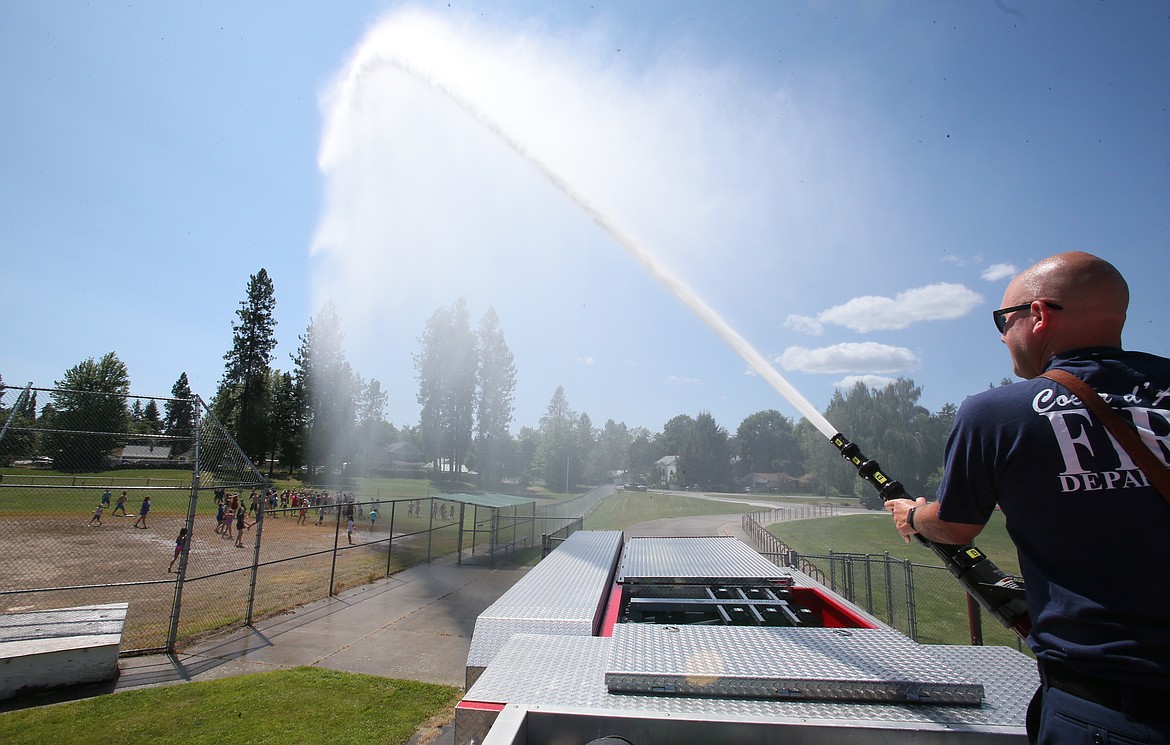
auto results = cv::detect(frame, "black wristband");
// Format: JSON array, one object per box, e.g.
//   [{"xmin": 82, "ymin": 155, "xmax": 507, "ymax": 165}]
[{"xmin": 906, "ymin": 506, "xmax": 918, "ymax": 532}]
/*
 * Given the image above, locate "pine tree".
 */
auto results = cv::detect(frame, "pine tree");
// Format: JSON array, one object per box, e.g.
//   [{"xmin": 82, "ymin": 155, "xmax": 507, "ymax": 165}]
[
  {"xmin": 214, "ymin": 268, "xmax": 278, "ymax": 463},
  {"xmin": 475, "ymin": 307, "xmax": 516, "ymax": 485},
  {"xmin": 354, "ymin": 378, "xmax": 391, "ymax": 477},
  {"xmin": 538, "ymin": 386, "xmax": 575, "ymax": 493},
  {"xmin": 164, "ymin": 372, "xmax": 197, "ymax": 456},
  {"xmin": 141, "ymin": 399, "xmax": 162, "ymax": 434},
  {"xmin": 268, "ymin": 370, "xmax": 304, "ymax": 476},
  {"xmin": 414, "ymin": 299, "xmax": 477, "ymax": 477},
  {"xmin": 293, "ymin": 302, "xmax": 356, "ymax": 478}
]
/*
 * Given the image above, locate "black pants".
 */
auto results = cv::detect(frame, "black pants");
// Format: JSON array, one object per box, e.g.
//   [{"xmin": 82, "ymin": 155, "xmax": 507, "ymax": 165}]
[{"xmin": 1028, "ymin": 663, "xmax": 1169, "ymax": 744}]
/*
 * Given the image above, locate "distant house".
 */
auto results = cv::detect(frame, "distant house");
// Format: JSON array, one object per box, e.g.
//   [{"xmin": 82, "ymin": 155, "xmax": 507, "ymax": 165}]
[
  {"xmin": 368, "ymin": 442, "xmax": 427, "ymax": 478},
  {"xmin": 116, "ymin": 445, "xmax": 172, "ymax": 466},
  {"xmin": 742, "ymin": 472, "xmax": 782, "ymax": 493},
  {"xmin": 656, "ymin": 455, "xmax": 679, "ymax": 487},
  {"xmin": 425, "ymin": 458, "xmax": 477, "ymax": 476},
  {"xmin": 172, "ymin": 448, "xmax": 195, "ymax": 465},
  {"xmin": 386, "ymin": 442, "xmax": 426, "ymax": 467}
]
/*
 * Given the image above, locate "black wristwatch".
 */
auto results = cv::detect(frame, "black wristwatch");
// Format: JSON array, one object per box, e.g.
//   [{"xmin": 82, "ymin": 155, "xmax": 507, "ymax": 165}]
[{"xmin": 906, "ymin": 506, "xmax": 918, "ymax": 532}]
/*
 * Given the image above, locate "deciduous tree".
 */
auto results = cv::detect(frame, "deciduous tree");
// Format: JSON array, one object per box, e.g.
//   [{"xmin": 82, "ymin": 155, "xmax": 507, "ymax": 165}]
[
  {"xmin": 734, "ymin": 409, "xmax": 800, "ymax": 479},
  {"xmin": 0, "ymin": 378, "xmax": 38, "ymax": 465},
  {"xmin": 46, "ymin": 352, "xmax": 131, "ymax": 471}
]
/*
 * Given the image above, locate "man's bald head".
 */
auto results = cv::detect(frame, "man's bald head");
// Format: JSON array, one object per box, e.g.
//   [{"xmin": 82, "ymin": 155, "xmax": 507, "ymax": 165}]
[
  {"xmin": 1013, "ymin": 252, "xmax": 1129, "ymax": 322},
  {"xmin": 1000, "ymin": 252, "xmax": 1128, "ymax": 377}
]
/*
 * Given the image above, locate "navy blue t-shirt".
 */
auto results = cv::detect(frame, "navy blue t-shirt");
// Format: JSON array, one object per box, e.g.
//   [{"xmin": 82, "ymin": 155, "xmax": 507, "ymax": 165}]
[{"xmin": 936, "ymin": 347, "xmax": 1170, "ymax": 690}]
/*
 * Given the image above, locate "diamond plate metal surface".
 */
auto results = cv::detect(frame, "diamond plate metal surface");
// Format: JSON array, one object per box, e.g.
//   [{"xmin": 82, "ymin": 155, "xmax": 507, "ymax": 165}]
[
  {"xmin": 465, "ymin": 530, "xmax": 623, "ymax": 687},
  {"xmin": 454, "ymin": 704, "xmax": 501, "ymax": 745},
  {"xmin": 605, "ymin": 624, "xmax": 984, "ymax": 705},
  {"xmin": 479, "ymin": 530, "xmax": 622, "ymax": 622},
  {"xmin": 619, "ymin": 536, "xmax": 792, "ymax": 585},
  {"xmin": 464, "ymin": 633, "xmax": 1034, "ymax": 730}
]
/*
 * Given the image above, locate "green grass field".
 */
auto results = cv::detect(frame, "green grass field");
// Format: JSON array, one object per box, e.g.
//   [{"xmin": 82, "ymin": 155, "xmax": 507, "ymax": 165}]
[
  {"xmin": 765, "ymin": 511, "xmax": 1021, "ymax": 575},
  {"xmin": 767, "ymin": 512, "xmax": 1027, "ymax": 649},
  {"xmin": 0, "ymin": 668, "xmax": 460, "ymax": 745},
  {"xmin": 583, "ymin": 490, "xmax": 756, "ymax": 530},
  {"xmin": 0, "ymin": 468, "xmax": 504, "ymax": 519}
]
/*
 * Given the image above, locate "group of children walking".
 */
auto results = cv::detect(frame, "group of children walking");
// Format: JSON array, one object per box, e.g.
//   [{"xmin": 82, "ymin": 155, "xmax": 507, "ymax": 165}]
[
  {"xmin": 87, "ymin": 486, "xmax": 406, "ymax": 574},
  {"xmin": 214, "ymin": 491, "xmax": 255, "ymax": 548},
  {"xmin": 88, "ymin": 489, "xmax": 150, "ymax": 528}
]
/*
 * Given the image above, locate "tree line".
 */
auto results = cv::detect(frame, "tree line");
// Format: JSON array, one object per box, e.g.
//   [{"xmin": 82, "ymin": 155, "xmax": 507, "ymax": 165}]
[{"xmin": 1, "ymin": 267, "xmax": 966, "ymax": 507}]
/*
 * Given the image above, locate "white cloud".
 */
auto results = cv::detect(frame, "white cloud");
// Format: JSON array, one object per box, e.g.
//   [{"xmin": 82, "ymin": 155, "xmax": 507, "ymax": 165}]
[
  {"xmin": 579, "ymin": 356, "xmax": 596, "ymax": 366},
  {"xmin": 813, "ymin": 283, "xmax": 982, "ymax": 332},
  {"xmin": 784, "ymin": 314, "xmax": 824, "ymax": 336},
  {"xmin": 833, "ymin": 374, "xmax": 896, "ymax": 390},
  {"xmin": 981, "ymin": 263, "xmax": 1017, "ymax": 282},
  {"xmin": 942, "ymin": 253, "xmax": 983, "ymax": 267},
  {"xmin": 665, "ymin": 375, "xmax": 701, "ymax": 385},
  {"xmin": 778, "ymin": 342, "xmax": 920, "ymax": 374}
]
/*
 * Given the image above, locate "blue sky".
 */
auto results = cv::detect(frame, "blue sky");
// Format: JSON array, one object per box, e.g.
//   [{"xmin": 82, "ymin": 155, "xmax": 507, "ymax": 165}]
[{"xmin": 2, "ymin": 1, "xmax": 1167, "ymax": 438}]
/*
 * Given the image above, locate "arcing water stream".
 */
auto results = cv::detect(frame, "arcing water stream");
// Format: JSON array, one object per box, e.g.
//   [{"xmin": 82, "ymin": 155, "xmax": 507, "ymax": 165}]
[
  {"xmin": 325, "ymin": 51, "xmax": 839, "ymax": 440},
  {"xmin": 317, "ymin": 29, "xmax": 1035, "ymax": 640}
]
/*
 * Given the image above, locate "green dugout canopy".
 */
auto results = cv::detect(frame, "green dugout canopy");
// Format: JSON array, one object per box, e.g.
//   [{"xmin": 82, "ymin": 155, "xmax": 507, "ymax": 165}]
[{"xmin": 444, "ymin": 493, "xmax": 537, "ymax": 509}]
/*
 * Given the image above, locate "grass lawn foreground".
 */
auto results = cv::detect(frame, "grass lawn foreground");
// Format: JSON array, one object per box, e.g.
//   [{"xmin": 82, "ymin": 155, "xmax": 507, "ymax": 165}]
[{"xmin": 0, "ymin": 667, "xmax": 460, "ymax": 745}]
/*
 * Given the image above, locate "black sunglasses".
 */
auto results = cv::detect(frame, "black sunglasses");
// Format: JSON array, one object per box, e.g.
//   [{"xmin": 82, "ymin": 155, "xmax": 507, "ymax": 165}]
[{"xmin": 992, "ymin": 301, "xmax": 1063, "ymax": 334}]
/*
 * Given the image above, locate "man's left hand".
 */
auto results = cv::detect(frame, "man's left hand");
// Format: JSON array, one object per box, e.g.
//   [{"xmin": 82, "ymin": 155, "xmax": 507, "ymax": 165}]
[{"xmin": 885, "ymin": 497, "xmax": 927, "ymax": 543}]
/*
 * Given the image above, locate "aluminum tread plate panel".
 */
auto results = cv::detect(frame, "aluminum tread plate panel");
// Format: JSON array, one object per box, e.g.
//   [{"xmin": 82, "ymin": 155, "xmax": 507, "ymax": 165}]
[
  {"xmin": 605, "ymin": 625, "xmax": 984, "ymax": 705},
  {"xmin": 464, "ymin": 633, "xmax": 1034, "ymax": 729},
  {"xmin": 466, "ymin": 530, "xmax": 622, "ymax": 680},
  {"xmin": 478, "ymin": 530, "xmax": 622, "ymax": 622},
  {"xmin": 467, "ymin": 617, "xmax": 595, "ymax": 668},
  {"xmin": 619, "ymin": 536, "xmax": 791, "ymax": 584}
]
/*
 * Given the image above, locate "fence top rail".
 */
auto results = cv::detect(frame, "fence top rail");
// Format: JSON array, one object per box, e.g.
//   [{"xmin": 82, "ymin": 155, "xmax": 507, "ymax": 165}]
[
  {"xmin": 3, "ymin": 426, "xmax": 195, "ymax": 442},
  {"xmin": 0, "ymin": 385, "xmax": 195, "ymax": 405},
  {"xmin": 0, "ymin": 482, "xmax": 191, "ymax": 491}
]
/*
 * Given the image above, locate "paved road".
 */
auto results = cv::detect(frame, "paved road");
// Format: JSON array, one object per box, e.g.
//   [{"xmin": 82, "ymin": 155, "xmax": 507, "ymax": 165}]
[{"xmin": 624, "ymin": 511, "xmax": 753, "ymax": 540}]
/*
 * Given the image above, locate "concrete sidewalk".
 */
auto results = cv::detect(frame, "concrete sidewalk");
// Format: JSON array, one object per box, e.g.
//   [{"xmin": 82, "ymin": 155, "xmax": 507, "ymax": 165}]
[
  {"xmin": 114, "ymin": 509, "xmax": 766, "ymax": 693},
  {"xmin": 114, "ymin": 553, "xmax": 530, "ymax": 694}
]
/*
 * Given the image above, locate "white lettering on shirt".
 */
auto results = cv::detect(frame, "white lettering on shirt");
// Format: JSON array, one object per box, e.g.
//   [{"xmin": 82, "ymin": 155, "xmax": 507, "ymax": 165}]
[{"xmin": 1037, "ymin": 384, "xmax": 1169, "ymax": 492}]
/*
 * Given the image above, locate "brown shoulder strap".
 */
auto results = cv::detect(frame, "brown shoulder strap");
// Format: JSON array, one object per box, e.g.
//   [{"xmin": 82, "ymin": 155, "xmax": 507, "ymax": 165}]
[{"xmin": 1039, "ymin": 369, "xmax": 1170, "ymax": 504}]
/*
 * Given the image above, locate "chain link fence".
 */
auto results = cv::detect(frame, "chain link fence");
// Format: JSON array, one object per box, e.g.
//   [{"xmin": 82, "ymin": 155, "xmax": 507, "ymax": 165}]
[
  {"xmin": 743, "ymin": 509, "xmax": 1025, "ymax": 651},
  {"xmin": 0, "ymin": 383, "xmax": 265, "ymax": 654},
  {"xmin": 1, "ymin": 384, "xmax": 610, "ymax": 656}
]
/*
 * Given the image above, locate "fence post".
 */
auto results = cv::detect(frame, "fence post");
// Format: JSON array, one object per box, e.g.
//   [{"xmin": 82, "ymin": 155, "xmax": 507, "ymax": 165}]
[
  {"xmin": 166, "ymin": 476, "xmax": 198, "ymax": 650},
  {"xmin": 457, "ymin": 502, "xmax": 466, "ymax": 565},
  {"xmin": 328, "ymin": 496, "xmax": 342, "ymax": 596},
  {"xmin": 905, "ymin": 558, "xmax": 917, "ymax": 641},
  {"xmin": 863, "ymin": 555, "xmax": 874, "ymax": 614},
  {"xmin": 385, "ymin": 500, "xmax": 396, "ymax": 577},
  {"xmin": 489, "ymin": 507, "xmax": 500, "ymax": 568},
  {"xmin": 884, "ymin": 552, "xmax": 896, "ymax": 627},
  {"xmin": 244, "ymin": 479, "xmax": 268, "ymax": 626},
  {"xmin": 167, "ymin": 400, "xmax": 202, "ymax": 652},
  {"xmin": 967, "ymin": 594, "xmax": 984, "ymax": 646},
  {"xmin": 426, "ymin": 497, "xmax": 434, "ymax": 562}
]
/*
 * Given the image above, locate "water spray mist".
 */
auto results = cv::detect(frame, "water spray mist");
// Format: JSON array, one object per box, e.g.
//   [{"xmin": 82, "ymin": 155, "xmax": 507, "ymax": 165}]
[{"xmin": 322, "ymin": 30, "xmax": 1030, "ymax": 639}]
